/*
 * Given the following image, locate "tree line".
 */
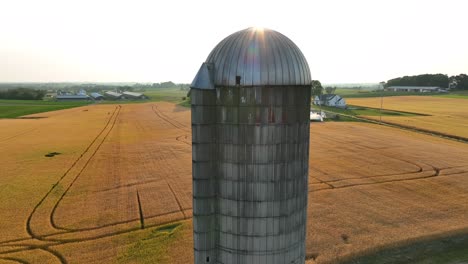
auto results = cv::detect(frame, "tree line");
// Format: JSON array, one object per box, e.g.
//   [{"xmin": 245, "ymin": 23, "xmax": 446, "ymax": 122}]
[
  {"xmin": 311, "ymin": 73, "xmax": 468, "ymax": 97},
  {"xmin": 386, "ymin": 73, "xmax": 468, "ymax": 90},
  {"xmin": 0, "ymin": 88, "xmax": 47, "ymax": 100},
  {"xmin": 449, "ymin": 74, "xmax": 468, "ymax": 90}
]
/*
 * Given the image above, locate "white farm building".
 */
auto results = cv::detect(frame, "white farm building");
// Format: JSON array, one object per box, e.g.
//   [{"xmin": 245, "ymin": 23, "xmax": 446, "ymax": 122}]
[{"xmin": 314, "ymin": 94, "xmax": 347, "ymax": 108}]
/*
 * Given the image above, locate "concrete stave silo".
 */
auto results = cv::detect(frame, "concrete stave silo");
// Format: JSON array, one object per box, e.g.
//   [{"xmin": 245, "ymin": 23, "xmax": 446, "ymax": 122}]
[{"xmin": 192, "ymin": 27, "xmax": 311, "ymax": 264}]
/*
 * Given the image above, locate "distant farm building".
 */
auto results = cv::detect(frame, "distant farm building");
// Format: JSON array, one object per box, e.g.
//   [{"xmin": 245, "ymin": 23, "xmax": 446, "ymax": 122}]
[
  {"xmin": 385, "ymin": 86, "xmax": 446, "ymax": 93},
  {"xmin": 314, "ymin": 94, "xmax": 347, "ymax": 108},
  {"xmin": 104, "ymin": 91, "xmax": 123, "ymax": 100},
  {"xmin": 56, "ymin": 95, "xmax": 90, "ymax": 101},
  {"xmin": 122, "ymin": 91, "xmax": 146, "ymax": 99},
  {"xmin": 90, "ymin": 92, "xmax": 104, "ymax": 100}
]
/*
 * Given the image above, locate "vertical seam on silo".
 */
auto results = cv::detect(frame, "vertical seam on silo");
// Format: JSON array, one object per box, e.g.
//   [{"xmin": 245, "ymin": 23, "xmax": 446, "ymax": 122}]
[
  {"xmin": 269, "ymin": 31, "xmax": 281, "ymax": 86},
  {"xmin": 271, "ymin": 32, "xmax": 291, "ymax": 85},
  {"xmin": 235, "ymin": 30, "xmax": 250, "ymax": 87},
  {"xmin": 280, "ymin": 34, "xmax": 300, "ymax": 86},
  {"xmin": 295, "ymin": 46, "xmax": 311, "ymax": 84},
  {"xmin": 252, "ymin": 30, "xmax": 261, "ymax": 86},
  {"xmin": 214, "ymin": 88, "xmax": 220, "ymax": 262},
  {"xmin": 227, "ymin": 30, "xmax": 244, "ymax": 91},
  {"xmin": 219, "ymin": 34, "xmax": 239, "ymax": 87},
  {"xmin": 207, "ymin": 36, "xmax": 231, "ymax": 86},
  {"xmin": 284, "ymin": 37, "xmax": 304, "ymax": 85}
]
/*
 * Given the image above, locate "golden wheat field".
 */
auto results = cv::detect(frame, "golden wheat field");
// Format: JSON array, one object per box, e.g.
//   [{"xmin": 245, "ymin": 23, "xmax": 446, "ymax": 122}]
[
  {"xmin": 1, "ymin": 102, "xmax": 468, "ymax": 263},
  {"xmin": 347, "ymin": 96, "xmax": 468, "ymax": 139}
]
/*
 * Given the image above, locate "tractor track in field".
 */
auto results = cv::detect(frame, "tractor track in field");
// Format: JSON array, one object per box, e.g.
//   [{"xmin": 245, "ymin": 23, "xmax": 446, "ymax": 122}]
[
  {"xmin": 309, "ymin": 134, "xmax": 468, "ymax": 192},
  {"xmin": 0, "ymin": 246, "xmax": 67, "ymax": 264},
  {"xmin": 42, "ymin": 210, "xmax": 188, "ymax": 240},
  {"xmin": 0, "ymin": 106, "xmax": 121, "ymax": 263},
  {"xmin": 24, "ymin": 105, "xmax": 120, "ymax": 239},
  {"xmin": 176, "ymin": 134, "xmax": 191, "ymax": 146},
  {"xmin": 0, "ymin": 211, "xmax": 187, "ymax": 251},
  {"xmin": 151, "ymin": 104, "xmax": 190, "ymax": 219},
  {"xmin": 151, "ymin": 104, "xmax": 191, "ymax": 146},
  {"xmin": 0, "ymin": 257, "xmax": 29, "ymax": 264},
  {"xmin": 151, "ymin": 105, "xmax": 190, "ymax": 132},
  {"xmin": 0, "ymin": 128, "xmax": 38, "ymax": 144},
  {"xmin": 136, "ymin": 190, "xmax": 145, "ymax": 229},
  {"xmin": 50, "ymin": 106, "xmax": 122, "ymax": 231},
  {"xmin": 0, "ymin": 103, "xmax": 192, "ymax": 262}
]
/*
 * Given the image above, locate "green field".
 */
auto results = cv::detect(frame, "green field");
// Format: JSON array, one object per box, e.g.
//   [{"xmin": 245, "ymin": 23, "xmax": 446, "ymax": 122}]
[
  {"xmin": 0, "ymin": 88, "xmax": 191, "ymax": 118},
  {"xmin": 144, "ymin": 88, "xmax": 190, "ymax": 107},
  {"xmin": 0, "ymin": 100, "xmax": 90, "ymax": 118}
]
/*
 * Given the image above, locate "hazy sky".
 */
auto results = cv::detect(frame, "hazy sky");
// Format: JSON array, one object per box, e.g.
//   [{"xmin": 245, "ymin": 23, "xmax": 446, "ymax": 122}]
[{"xmin": 1, "ymin": 0, "xmax": 467, "ymax": 84}]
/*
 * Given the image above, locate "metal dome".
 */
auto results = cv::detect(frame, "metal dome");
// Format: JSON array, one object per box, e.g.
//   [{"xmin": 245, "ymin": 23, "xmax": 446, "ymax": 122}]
[{"xmin": 191, "ymin": 27, "xmax": 311, "ymax": 88}]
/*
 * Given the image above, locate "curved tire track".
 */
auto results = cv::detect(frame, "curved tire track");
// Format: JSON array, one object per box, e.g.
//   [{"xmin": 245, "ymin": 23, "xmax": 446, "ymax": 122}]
[
  {"xmin": 25, "ymin": 106, "xmax": 119, "ymax": 239},
  {"xmin": 50, "ymin": 106, "xmax": 122, "ymax": 231}
]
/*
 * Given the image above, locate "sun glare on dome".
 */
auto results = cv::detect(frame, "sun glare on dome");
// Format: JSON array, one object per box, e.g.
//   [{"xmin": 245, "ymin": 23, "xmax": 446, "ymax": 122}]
[{"xmin": 253, "ymin": 26, "xmax": 265, "ymax": 31}]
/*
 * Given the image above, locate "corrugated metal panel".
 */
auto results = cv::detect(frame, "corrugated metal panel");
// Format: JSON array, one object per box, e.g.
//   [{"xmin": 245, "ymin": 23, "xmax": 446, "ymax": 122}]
[
  {"xmin": 122, "ymin": 91, "xmax": 144, "ymax": 97},
  {"xmin": 104, "ymin": 91, "xmax": 123, "ymax": 98},
  {"xmin": 191, "ymin": 63, "xmax": 215, "ymax": 90},
  {"xmin": 204, "ymin": 27, "xmax": 311, "ymax": 87},
  {"xmin": 90, "ymin": 92, "xmax": 103, "ymax": 98}
]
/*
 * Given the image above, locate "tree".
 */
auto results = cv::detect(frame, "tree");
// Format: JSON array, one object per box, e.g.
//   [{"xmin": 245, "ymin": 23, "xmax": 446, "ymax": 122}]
[
  {"xmin": 325, "ymin": 86, "xmax": 336, "ymax": 95},
  {"xmin": 0, "ymin": 88, "xmax": 46, "ymax": 100},
  {"xmin": 379, "ymin": 81, "xmax": 386, "ymax": 89},
  {"xmin": 386, "ymin": 74, "xmax": 449, "ymax": 88},
  {"xmin": 311, "ymin": 80, "xmax": 323, "ymax": 96},
  {"xmin": 449, "ymin": 74, "xmax": 468, "ymax": 90}
]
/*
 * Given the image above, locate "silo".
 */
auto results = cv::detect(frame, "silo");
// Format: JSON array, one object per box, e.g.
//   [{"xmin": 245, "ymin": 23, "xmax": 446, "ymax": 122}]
[{"xmin": 191, "ymin": 27, "xmax": 311, "ymax": 264}]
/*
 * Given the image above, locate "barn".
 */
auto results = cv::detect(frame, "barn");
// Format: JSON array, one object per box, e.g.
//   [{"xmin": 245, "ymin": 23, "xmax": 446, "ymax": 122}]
[
  {"xmin": 90, "ymin": 92, "xmax": 104, "ymax": 100},
  {"xmin": 104, "ymin": 91, "xmax": 123, "ymax": 100},
  {"xmin": 122, "ymin": 91, "xmax": 146, "ymax": 99}
]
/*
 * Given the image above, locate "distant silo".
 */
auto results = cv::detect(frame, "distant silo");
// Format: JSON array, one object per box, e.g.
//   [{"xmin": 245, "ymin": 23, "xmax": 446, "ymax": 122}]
[{"xmin": 191, "ymin": 27, "xmax": 311, "ymax": 264}]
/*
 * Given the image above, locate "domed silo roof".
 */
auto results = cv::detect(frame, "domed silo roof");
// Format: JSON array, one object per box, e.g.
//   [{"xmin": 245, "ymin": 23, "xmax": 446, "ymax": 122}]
[{"xmin": 191, "ymin": 27, "xmax": 311, "ymax": 89}]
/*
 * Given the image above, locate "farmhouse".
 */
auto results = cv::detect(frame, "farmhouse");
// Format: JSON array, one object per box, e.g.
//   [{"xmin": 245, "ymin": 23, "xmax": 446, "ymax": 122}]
[
  {"xmin": 314, "ymin": 94, "xmax": 347, "ymax": 108},
  {"xmin": 56, "ymin": 94, "xmax": 90, "ymax": 101},
  {"xmin": 385, "ymin": 86, "xmax": 446, "ymax": 93},
  {"xmin": 122, "ymin": 91, "xmax": 146, "ymax": 99},
  {"xmin": 90, "ymin": 92, "xmax": 104, "ymax": 100},
  {"xmin": 104, "ymin": 91, "xmax": 123, "ymax": 100}
]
